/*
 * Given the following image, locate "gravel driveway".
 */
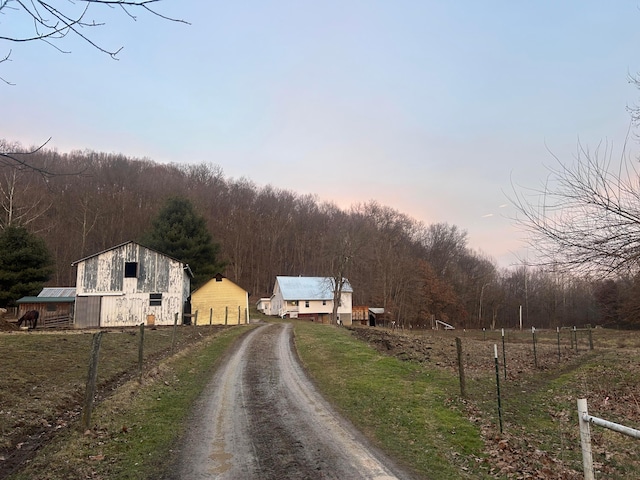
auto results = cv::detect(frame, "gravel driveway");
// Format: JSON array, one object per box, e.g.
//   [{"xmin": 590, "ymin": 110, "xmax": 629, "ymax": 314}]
[{"xmin": 166, "ymin": 322, "xmax": 416, "ymax": 479}]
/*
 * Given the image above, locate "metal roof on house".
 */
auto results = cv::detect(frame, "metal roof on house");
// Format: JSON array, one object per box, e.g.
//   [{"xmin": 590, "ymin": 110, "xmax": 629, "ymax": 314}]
[
  {"xmin": 38, "ymin": 287, "xmax": 76, "ymax": 298},
  {"xmin": 276, "ymin": 276, "xmax": 353, "ymax": 301}
]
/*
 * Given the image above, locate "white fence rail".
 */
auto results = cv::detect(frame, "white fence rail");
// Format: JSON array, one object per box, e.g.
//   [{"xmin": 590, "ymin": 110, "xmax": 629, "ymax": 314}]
[{"xmin": 577, "ymin": 398, "xmax": 640, "ymax": 479}]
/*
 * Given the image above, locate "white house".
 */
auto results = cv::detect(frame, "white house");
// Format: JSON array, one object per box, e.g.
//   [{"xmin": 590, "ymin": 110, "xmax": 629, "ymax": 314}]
[
  {"xmin": 270, "ymin": 276, "xmax": 353, "ymax": 325},
  {"xmin": 71, "ymin": 241, "xmax": 192, "ymax": 328}
]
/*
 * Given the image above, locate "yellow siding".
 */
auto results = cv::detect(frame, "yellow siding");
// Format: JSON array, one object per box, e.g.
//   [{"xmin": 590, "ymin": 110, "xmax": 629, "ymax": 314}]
[{"xmin": 191, "ymin": 277, "xmax": 249, "ymax": 325}]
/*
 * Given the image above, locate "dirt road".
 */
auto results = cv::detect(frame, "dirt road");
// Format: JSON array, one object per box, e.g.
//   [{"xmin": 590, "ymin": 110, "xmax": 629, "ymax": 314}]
[{"xmin": 167, "ymin": 323, "xmax": 416, "ymax": 479}]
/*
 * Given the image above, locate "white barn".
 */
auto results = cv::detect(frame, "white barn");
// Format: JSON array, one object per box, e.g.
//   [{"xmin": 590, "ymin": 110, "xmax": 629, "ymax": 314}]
[
  {"xmin": 270, "ymin": 276, "xmax": 353, "ymax": 325},
  {"xmin": 71, "ymin": 241, "xmax": 192, "ymax": 328}
]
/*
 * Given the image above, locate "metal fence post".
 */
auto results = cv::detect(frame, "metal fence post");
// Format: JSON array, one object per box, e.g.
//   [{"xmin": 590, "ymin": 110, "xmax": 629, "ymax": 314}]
[
  {"xmin": 494, "ymin": 344, "xmax": 503, "ymax": 433},
  {"xmin": 532, "ymin": 326, "xmax": 538, "ymax": 368},
  {"xmin": 577, "ymin": 398, "xmax": 595, "ymax": 480}
]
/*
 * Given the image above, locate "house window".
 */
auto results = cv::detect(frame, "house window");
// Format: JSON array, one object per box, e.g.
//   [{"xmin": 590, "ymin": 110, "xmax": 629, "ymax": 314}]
[
  {"xmin": 289, "ymin": 300, "xmax": 298, "ymax": 306},
  {"xmin": 150, "ymin": 293, "xmax": 162, "ymax": 306},
  {"xmin": 305, "ymin": 300, "xmax": 310, "ymax": 308},
  {"xmin": 322, "ymin": 300, "xmax": 327, "ymax": 306},
  {"xmin": 125, "ymin": 262, "xmax": 138, "ymax": 278}
]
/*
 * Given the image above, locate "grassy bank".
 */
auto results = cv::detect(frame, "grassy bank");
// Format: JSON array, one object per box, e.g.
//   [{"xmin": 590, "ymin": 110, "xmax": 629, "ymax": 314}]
[
  {"xmin": 8, "ymin": 325, "xmax": 252, "ymax": 480},
  {"xmin": 293, "ymin": 321, "xmax": 490, "ymax": 479}
]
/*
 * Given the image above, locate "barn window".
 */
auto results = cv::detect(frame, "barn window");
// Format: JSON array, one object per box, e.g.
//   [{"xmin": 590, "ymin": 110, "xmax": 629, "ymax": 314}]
[
  {"xmin": 322, "ymin": 300, "xmax": 327, "ymax": 306},
  {"xmin": 46, "ymin": 304, "xmax": 57, "ymax": 312},
  {"xmin": 150, "ymin": 293, "xmax": 162, "ymax": 306},
  {"xmin": 305, "ymin": 300, "xmax": 309, "ymax": 308},
  {"xmin": 124, "ymin": 262, "xmax": 138, "ymax": 278}
]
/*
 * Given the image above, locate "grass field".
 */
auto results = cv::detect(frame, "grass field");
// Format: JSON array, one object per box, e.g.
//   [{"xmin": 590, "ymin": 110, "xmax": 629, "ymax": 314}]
[{"xmin": 2, "ymin": 322, "xmax": 640, "ymax": 479}]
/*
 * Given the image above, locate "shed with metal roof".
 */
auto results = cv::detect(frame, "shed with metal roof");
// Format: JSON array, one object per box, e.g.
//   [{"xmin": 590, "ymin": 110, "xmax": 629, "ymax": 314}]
[{"xmin": 16, "ymin": 287, "xmax": 76, "ymax": 328}]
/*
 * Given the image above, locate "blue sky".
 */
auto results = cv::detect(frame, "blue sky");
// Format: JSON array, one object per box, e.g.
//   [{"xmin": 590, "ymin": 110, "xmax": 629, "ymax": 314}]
[{"xmin": 3, "ymin": 1, "xmax": 640, "ymax": 267}]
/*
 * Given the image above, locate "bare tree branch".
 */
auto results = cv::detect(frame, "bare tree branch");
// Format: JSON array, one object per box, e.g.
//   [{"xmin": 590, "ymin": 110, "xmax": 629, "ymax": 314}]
[
  {"xmin": 0, "ymin": 1, "xmax": 188, "ymax": 59},
  {"xmin": 0, "ymin": 0, "xmax": 187, "ymax": 174},
  {"xmin": 510, "ymin": 127, "xmax": 640, "ymax": 277},
  {"xmin": 0, "ymin": 139, "xmax": 86, "ymax": 178}
]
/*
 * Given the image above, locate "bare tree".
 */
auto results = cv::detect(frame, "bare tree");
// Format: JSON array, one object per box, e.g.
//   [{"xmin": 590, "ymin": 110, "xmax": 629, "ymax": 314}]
[
  {"xmin": 511, "ymin": 136, "xmax": 640, "ymax": 277},
  {"xmin": 0, "ymin": 1, "xmax": 187, "ymax": 62},
  {"xmin": 1, "ymin": 1, "xmax": 186, "ymax": 174}
]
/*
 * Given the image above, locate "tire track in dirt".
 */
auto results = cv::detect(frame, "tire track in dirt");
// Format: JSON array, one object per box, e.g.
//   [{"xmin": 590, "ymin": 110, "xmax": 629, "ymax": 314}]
[{"xmin": 168, "ymin": 323, "xmax": 415, "ymax": 479}]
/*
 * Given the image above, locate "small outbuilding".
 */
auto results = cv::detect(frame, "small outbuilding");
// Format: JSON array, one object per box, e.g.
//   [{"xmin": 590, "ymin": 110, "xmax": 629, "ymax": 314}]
[
  {"xmin": 16, "ymin": 287, "xmax": 76, "ymax": 328},
  {"xmin": 256, "ymin": 297, "xmax": 271, "ymax": 315},
  {"xmin": 190, "ymin": 273, "xmax": 249, "ymax": 325}
]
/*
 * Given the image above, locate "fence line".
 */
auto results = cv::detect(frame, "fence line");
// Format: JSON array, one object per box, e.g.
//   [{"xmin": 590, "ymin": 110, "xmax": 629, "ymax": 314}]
[{"xmin": 577, "ymin": 398, "xmax": 640, "ymax": 480}]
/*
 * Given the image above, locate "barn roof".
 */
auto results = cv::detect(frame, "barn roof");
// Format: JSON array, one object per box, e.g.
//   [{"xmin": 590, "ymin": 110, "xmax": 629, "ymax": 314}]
[
  {"xmin": 16, "ymin": 287, "xmax": 77, "ymax": 304},
  {"xmin": 276, "ymin": 276, "xmax": 353, "ymax": 301},
  {"xmin": 17, "ymin": 296, "xmax": 75, "ymax": 304},
  {"xmin": 70, "ymin": 241, "xmax": 194, "ymax": 277},
  {"xmin": 39, "ymin": 287, "xmax": 76, "ymax": 298}
]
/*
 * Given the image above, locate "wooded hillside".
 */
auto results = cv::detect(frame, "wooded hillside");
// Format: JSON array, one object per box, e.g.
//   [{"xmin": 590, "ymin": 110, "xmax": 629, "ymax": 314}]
[{"xmin": 0, "ymin": 142, "xmax": 607, "ymax": 328}]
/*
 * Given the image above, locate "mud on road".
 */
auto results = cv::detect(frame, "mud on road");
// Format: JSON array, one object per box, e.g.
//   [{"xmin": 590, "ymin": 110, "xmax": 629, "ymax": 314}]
[{"xmin": 167, "ymin": 323, "xmax": 415, "ymax": 480}]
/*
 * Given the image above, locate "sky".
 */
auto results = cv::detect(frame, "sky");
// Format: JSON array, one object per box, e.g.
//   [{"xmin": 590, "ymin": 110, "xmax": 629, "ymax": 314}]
[{"xmin": 3, "ymin": 1, "xmax": 640, "ymax": 268}]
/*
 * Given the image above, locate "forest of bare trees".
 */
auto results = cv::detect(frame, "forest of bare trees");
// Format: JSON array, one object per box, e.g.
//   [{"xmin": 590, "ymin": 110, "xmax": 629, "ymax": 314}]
[{"xmin": 0, "ymin": 141, "xmax": 621, "ymax": 329}]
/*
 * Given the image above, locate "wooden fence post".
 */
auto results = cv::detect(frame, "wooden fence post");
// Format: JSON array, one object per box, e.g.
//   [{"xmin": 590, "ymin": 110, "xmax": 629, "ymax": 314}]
[
  {"xmin": 209, "ymin": 308, "xmax": 213, "ymax": 325},
  {"xmin": 171, "ymin": 312, "xmax": 178, "ymax": 353},
  {"xmin": 81, "ymin": 331, "xmax": 104, "ymax": 431},
  {"xmin": 138, "ymin": 323, "xmax": 144, "ymax": 383},
  {"xmin": 238, "ymin": 305, "xmax": 241, "ymax": 325},
  {"xmin": 501, "ymin": 328, "xmax": 507, "ymax": 380},
  {"xmin": 455, "ymin": 337, "xmax": 466, "ymax": 398},
  {"xmin": 225, "ymin": 306, "xmax": 228, "ymax": 325}
]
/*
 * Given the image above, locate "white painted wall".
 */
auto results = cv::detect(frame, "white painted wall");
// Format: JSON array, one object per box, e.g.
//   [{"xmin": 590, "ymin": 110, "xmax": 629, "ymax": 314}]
[{"xmin": 74, "ymin": 242, "xmax": 190, "ymax": 327}]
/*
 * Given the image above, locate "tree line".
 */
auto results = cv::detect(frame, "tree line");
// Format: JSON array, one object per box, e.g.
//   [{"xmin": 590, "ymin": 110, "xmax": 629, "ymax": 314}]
[{"xmin": 0, "ymin": 140, "xmax": 625, "ymax": 329}]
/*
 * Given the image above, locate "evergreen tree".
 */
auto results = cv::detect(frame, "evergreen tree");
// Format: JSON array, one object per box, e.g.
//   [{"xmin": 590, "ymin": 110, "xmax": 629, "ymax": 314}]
[
  {"xmin": 0, "ymin": 225, "xmax": 54, "ymax": 306},
  {"xmin": 141, "ymin": 197, "xmax": 225, "ymax": 289}
]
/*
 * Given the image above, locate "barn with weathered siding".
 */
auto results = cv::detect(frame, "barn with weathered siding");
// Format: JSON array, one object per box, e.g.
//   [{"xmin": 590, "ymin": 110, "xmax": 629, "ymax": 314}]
[
  {"xmin": 190, "ymin": 273, "xmax": 249, "ymax": 325},
  {"xmin": 71, "ymin": 241, "xmax": 192, "ymax": 328}
]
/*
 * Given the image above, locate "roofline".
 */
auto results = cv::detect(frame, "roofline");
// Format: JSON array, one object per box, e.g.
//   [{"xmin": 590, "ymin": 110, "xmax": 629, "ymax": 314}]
[
  {"xmin": 16, "ymin": 297, "xmax": 75, "ymax": 303},
  {"xmin": 71, "ymin": 241, "xmax": 192, "ymax": 276},
  {"xmin": 275, "ymin": 276, "xmax": 354, "ymax": 294}
]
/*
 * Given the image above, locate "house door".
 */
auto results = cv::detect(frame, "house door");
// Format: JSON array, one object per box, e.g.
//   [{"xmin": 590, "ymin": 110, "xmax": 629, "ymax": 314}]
[{"xmin": 75, "ymin": 296, "xmax": 101, "ymax": 328}]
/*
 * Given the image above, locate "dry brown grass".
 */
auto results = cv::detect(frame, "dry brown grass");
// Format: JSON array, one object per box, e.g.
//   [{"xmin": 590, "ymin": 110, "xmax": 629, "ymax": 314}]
[{"xmin": 0, "ymin": 326, "xmax": 226, "ymax": 477}]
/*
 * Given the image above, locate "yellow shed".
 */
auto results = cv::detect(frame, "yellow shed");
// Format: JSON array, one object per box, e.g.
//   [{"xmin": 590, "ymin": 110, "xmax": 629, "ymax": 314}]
[{"xmin": 191, "ymin": 273, "xmax": 250, "ymax": 325}]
